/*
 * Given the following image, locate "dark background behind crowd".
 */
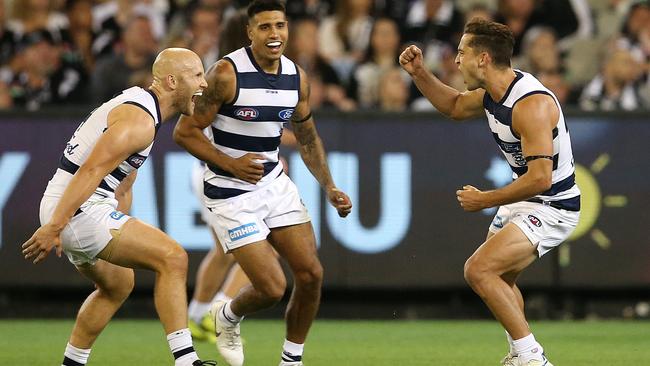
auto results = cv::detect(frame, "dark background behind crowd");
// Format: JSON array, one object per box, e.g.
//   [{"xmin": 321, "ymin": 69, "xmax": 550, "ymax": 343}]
[{"xmin": 0, "ymin": 0, "xmax": 648, "ymax": 112}]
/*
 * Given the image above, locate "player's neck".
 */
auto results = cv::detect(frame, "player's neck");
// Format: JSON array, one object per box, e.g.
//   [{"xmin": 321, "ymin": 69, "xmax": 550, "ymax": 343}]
[
  {"xmin": 484, "ymin": 68, "xmax": 517, "ymax": 102},
  {"xmin": 148, "ymin": 86, "xmax": 174, "ymax": 121},
  {"xmin": 250, "ymin": 48, "xmax": 280, "ymax": 74}
]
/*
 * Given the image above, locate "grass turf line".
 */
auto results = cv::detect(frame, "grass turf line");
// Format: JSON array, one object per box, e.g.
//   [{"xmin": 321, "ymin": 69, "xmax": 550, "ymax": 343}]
[{"xmin": 1, "ymin": 319, "xmax": 648, "ymax": 365}]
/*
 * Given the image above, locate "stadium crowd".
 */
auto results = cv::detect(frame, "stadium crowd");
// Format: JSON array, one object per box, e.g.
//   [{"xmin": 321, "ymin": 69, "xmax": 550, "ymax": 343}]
[{"xmin": 0, "ymin": 0, "xmax": 648, "ymax": 112}]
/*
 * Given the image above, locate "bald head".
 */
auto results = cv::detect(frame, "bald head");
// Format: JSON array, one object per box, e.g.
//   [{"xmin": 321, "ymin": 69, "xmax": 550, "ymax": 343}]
[
  {"xmin": 152, "ymin": 48, "xmax": 203, "ymax": 89},
  {"xmin": 149, "ymin": 47, "xmax": 207, "ymax": 117}
]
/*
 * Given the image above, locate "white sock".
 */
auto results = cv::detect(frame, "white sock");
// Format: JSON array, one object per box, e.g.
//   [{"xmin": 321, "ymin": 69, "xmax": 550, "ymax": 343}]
[
  {"xmin": 218, "ymin": 300, "xmax": 242, "ymax": 326},
  {"xmin": 505, "ymin": 331, "xmax": 516, "ymax": 355},
  {"xmin": 281, "ymin": 339, "xmax": 304, "ymax": 362},
  {"xmin": 62, "ymin": 342, "xmax": 91, "ymax": 365},
  {"xmin": 167, "ymin": 328, "xmax": 199, "ymax": 366},
  {"xmin": 188, "ymin": 300, "xmax": 211, "ymax": 324},
  {"xmin": 513, "ymin": 333, "xmax": 544, "ymax": 362},
  {"xmin": 213, "ymin": 290, "xmax": 232, "ymax": 302}
]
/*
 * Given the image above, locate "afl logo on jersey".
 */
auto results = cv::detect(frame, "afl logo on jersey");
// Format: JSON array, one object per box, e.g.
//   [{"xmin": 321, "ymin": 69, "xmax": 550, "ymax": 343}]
[
  {"xmin": 527, "ymin": 215, "xmax": 542, "ymax": 227},
  {"xmin": 127, "ymin": 154, "xmax": 146, "ymax": 168},
  {"xmin": 278, "ymin": 108, "xmax": 294, "ymax": 121},
  {"xmin": 235, "ymin": 107, "xmax": 259, "ymax": 120}
]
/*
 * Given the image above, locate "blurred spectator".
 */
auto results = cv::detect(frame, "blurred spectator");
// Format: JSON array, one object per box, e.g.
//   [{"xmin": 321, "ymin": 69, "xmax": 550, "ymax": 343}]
[
  {"xmin": 348, "ymin": 17, "xmax": 402, "ymax": 108},
  {"xmin": 0, "ymin": 77, "xmax": 12, "ymax": 109},
  {"xmin": 403, "ymin": 0, "xmax": 465, "ymax": 47},
  {"xmin": 7, "ymin": 0, "xmax": 67, "ymax": 38},
  {"xmin": 92, "ymin": 0, "xmax": 166, "ymax": 58},
  {"xmin": 128, "ymin": 68, "xmax": 154, "ymax": 89},
  {"xmin": 91, "ymin": 15, "xmax": 157, "ymax": 102},
  {"xmin": 287, "ymin": 16, "xmax": 355, "ymax": 110},
  {"xmin": 60, "ymin": 0, "xmax": 96, "ymax": 73},
  {"xmin": 308, "ymin": 73, "xmax": 326, "ymax": 109},
  {"xmin": 218, "ymin": 8, "xmax": 249, "ymax": 56},
  {"xmin": 436, "ymin": 42, "xmax": 465, "ymax": 91},
  {"xmin": 592, "ymin": 0, "xmax": 630, "ymax": 39},
  {"xmin": 463, "ymin": 3, "xmax": 495, "ymax": 23},
  {"xmin": 514, "ymin": 26, "xmax": 563, "ymax": 76},
  {"xmin": 580, "ymin": 47, "xmax": 646, "ymax": 110},
  {"xmin": 318, "ymin": 0, "xmax": 374, "ymax": 82},
  {"xmin": 286, "ymin": 0, "xmax": 333, "ymax": 20},
  {"xmin": 0, "ymin": 0, "xmax": 18, "ymax": 66},
  {"xmin": 6, "ymin": 30, "xmax": 88, "ymax": 110},
  {"xmin": 378, "ymin": 66, "xmax": 409, "ymax": 111},
  {"xmin": 617, "ymin": 0, "xmax": 650, "ymax": 61},
  {"xmin": 615, "ymin": 1, "xmax": 650, "ymax": 105},
  {"xmin": 187, "ymin": 5, "xmax": 222, "ymax": 66},
  {"xmin": 403, "ymin": 0, "xmax": 464, "ymax": 76},
  {"xmin": 495, "ymin": 0, "xmax": 536, "ymax": 56},
  {"xmin": 538, "ymin": 70, "xmax": 575, "ymax": 105},
  {"xmin": 373, "ymin": 0, "xmax": 412, "ymax": 24},
  {"xmin": 175, "ymin": 0, "xmax": 238, "ymax": 22},
  {"xmin": 496, "ymin": 0, "xmax": 593, "ymax": 56}
]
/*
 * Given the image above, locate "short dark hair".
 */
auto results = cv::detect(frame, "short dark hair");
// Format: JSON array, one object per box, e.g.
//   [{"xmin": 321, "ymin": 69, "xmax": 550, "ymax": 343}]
[
  {"xmin": 247, "ymin": 0, "xmax": 286, "ymax": 20},
  {"xmin": 463, "ymin": 18, "xmax": 514, "ymax": 68}
]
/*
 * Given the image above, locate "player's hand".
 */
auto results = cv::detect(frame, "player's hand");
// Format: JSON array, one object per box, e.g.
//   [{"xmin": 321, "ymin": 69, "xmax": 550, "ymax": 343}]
[
  {"xmin": 326, "ymin": 187, "xmax": 352, "ymax": 218},
  {"xmin": 456, "ymin": 185, "xmax": 488, "ymax": 212},
  {"xmin": 21, "ymin": 224, "xmax": 64, "ymax": 264},
  {"xmin": 227, "ymin": 153, "xmax": 265, "ymax": 184},
  {"xmin": 399, "ymin": 45, "xmax": 425, "ymax": 75}
]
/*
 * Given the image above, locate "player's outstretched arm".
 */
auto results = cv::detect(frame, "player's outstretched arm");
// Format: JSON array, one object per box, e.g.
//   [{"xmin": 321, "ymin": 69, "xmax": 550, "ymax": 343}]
[
  {"xmin": 399, "ymin": 45, "xmax": 484, "ymax": 120},
  {"xmin": 22, "ymin": 105, "xmax": 155, "ymax": 263},
  {"xmin": 456, "ymin": 94, "xmax": 557, "ymax": 211},
  {"xmin": 291, "ymin": 67, "xmax": 351, "ymax": 218},
  {"xmin": 174, "ymin": 60, "xmax": 265, "ymax": 184}
]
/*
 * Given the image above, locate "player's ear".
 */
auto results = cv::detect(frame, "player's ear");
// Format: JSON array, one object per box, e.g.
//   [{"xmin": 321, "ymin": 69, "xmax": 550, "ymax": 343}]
[
  {"xmin": 166, "ymin": 74, "xmax": 177, "ymax": 90},
  {"xmin": 479, "ymin": 52, "xmax": 489, "ymax": 67},
  {"xmin": 247, "ymin": 24, "xmax": 253, "ymax": 41}
]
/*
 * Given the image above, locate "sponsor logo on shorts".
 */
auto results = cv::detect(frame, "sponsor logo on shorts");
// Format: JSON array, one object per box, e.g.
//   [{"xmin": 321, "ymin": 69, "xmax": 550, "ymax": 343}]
[
  {"xmin": 235, "ymin": 107, "xmax": 259, "ymax": 120},
  {"xmin": 278, "ymin": 108, "xmax": 294, "ymax": 120},
  {"xmin": 492, "ymin": 215, "xmax": 503, "ymax": 228},
  {"xmin": 228, "ymin": 223, "xmax": 260, "ymax": 241},
  {"xmin": 527, "ymin": 215, "xmax": 542, "ymax": 227},
  {"xmin": 110, "ymin": 211, "xmax": 125, "ymax": 220}
]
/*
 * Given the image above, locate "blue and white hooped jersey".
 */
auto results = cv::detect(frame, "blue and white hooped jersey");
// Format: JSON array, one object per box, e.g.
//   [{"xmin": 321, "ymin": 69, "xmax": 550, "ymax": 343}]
[
  {"xmin": 483, "ymin": 70, "xmax": 580, "ymax": 211},
  {"xmin": 44, "ymin": 86, "xmax": 161, "ymax": 200},
  {"xmin": 204, "ymin": 46, "xmax": 300, "ymax": 200}
]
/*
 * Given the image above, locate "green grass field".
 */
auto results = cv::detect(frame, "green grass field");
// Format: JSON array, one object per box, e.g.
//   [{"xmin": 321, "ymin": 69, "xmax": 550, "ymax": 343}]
[{"xmin": 2, "ymin": 319, "xmax": 648, "ymax": 365}]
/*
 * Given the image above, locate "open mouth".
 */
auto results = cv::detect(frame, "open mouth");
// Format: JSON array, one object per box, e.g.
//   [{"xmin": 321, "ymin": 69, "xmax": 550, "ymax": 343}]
[
  {"xmin": 191, "ymin": 90, "xmax": 202, "ymax": 103},
  {"xmin": 266, "ymin": 41, "xmax": 282, "ymax": 52}
]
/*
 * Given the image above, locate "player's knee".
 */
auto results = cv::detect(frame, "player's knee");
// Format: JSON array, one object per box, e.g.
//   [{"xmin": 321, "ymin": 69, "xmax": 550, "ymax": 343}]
[
  {"xmin": 99, "ymin": 269, "xmax": 134, "ymax": 302},
  {"xmin": 463, "ymin": 256, "xmax": 484, "ymax": 288},
  {"xmin": 294, "ymin": 261, "xmax": 323, "ymax": 289},
  {"xmin": 161, "ymin": 243, "xmax": 188, "ymax": 275},
  {"xmin": 257, "ymin": 277, "xmax": 286, "ymax": 304}
]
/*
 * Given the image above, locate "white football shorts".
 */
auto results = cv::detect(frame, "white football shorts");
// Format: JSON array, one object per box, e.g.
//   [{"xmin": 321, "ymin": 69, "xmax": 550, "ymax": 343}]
[
  {"xmin": 489, "ymin": 200, "xmax": 580, "ymax": 257},
  {"xmin": 205, "ymin": 173, "xmax": 311, "ymax": 253},
  {"xmin": 39, "ymin": 196, "xmax": 131, "ymax": 265}
]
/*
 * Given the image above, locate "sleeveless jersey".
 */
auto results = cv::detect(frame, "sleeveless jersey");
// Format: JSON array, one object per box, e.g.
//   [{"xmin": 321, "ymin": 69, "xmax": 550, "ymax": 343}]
[
  {"xmin": 204, "ymin": 46, "xmax": 300, "ymax": 200},
  {"xmin": 44, "ymin": 86, "xmax": 161, "ymax": 200},
  {"xmin": 483, "ymin": 70, "xmax": 580, "ymax": 211}
]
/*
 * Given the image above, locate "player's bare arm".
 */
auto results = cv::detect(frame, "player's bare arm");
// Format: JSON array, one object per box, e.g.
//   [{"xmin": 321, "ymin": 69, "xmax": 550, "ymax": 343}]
[
  {"xmin": 456, "ymin": 94, "xmax": 557, "ymax": 211},
  {"xmin": 174, "ymin": 60, "xmax": 265, "ymax": 184},
  {"xmin": 292, "ymin": 66, "xmax": 352, "ymax": 217},
  {"xmin": 399, "ymin": 45, "xmax": 484, "ymax": 120},
  {"xmin": 115, "ymin": 170, "xmax": 137, "ymax": 214},
  {"xmin": 22, "ymin": 105, "xmax": 155, "ymax": 263}
]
